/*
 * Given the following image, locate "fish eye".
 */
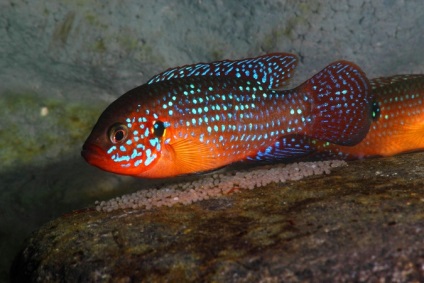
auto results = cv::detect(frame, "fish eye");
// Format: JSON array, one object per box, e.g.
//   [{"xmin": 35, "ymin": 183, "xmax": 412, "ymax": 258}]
[
  {"xmin": 109, "ymin": 123, "xmax": 128, "ymax": 144},
  {"xmin": 153, "ymin": 121, "xmax": 165, "ymax": 137}
]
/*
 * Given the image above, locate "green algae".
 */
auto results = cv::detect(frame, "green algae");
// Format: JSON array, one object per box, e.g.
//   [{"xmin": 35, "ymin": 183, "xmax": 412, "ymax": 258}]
[
  {"xmin": 260, "ymin": 4, "xmax": 315, "ymax": 51},
  {"xmin": 0, "ymin": 90, "xmax": 106, "ymax": 168},
  {"xmin": 52, "ymin": 11, "xmax": 76, "ymax": 46},
  {"xmin": 84, "ymin": 11, "xmax": 108, "ymax": 29},
  {"xmin": 210, "ymin": 49, "xmax": 225, "ymax": 61}
]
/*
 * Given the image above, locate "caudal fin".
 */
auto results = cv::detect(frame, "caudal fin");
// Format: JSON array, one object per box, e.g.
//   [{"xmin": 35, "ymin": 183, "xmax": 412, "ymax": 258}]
[{"xmin": 300, "ymin": 60, "xmax": 373, "ymax": 146}]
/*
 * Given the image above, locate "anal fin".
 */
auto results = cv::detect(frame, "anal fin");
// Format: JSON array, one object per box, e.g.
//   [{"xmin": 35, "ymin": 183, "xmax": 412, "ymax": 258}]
[{"xmin": 247, "ymin": 135, "xmax": 314, "ymax": 162}]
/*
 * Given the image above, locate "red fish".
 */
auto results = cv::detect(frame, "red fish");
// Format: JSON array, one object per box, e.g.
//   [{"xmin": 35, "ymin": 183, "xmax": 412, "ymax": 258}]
[
  {"xmin": 82, "ymin": 53, "xmax": 373, "ymax": 178},
  {"xmin": 306, "ymin": 75, "xmax": 424, "ymax": 159}
]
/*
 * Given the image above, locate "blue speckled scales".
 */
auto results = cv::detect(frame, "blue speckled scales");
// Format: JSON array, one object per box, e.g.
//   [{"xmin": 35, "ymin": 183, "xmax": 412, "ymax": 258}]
[
  {"xmin": 145, "ymin": 59, "xmax": 372, "ymax": 163},
  {"xmin": 147, "ymin": 53, "xmax": 298, "ymax": 89},
  {"xmin": 82, "ymin": 53, "xmax": 374, "ymax": 178},
  {"xmin": 247, "ymin": 61, "xmax": 373, "ymax": 161}
]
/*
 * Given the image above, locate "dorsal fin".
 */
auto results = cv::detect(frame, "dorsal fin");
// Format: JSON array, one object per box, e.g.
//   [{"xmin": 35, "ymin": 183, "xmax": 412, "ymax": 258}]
[
  {"xmin": 147, "ymin": 53, "xmax": 298, "ymax": 89},
  {"xmin": 370, "ymin": 75, "xmax": 424, "ymax": 89}
]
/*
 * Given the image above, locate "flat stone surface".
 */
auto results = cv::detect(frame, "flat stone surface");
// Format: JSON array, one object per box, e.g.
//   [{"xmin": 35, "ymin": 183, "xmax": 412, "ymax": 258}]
[{"xmin": 11, "ymin": 152, "xmax": 424, "ymax": 282}]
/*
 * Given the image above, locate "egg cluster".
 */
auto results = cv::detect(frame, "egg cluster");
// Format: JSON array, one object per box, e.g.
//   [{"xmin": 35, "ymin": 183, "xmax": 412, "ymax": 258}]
[{"xmin": 95, "ymin": 160, "xmax": 347, "ymax": 212}]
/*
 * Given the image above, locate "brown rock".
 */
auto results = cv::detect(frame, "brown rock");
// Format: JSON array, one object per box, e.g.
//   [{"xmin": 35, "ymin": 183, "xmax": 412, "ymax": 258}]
[{"xmin": 11, "ymin": 153, "xmax": 424, "ymax": 282}]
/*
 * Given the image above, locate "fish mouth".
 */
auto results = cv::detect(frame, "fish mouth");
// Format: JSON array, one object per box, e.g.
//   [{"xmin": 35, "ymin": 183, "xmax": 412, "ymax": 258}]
[
  {"xmin": 81, "ymin": 143, "xmax": 107, "ymax": 166},
  {"xmin": 81, "ymin": 143, "xmax": 138, "ymax": 176}
]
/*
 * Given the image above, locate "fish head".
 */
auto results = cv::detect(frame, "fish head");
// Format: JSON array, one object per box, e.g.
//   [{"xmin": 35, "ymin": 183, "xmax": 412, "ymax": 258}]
[{"xmin": 81, "ymin": 88, "xmax": 170, "ymax": 177}]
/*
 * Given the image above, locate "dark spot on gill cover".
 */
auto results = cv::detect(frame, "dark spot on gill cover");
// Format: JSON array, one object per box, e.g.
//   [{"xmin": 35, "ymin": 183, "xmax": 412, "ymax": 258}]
[
  {"xmin": 153, "ymin": 121, "xmax": 165, "ymax": 137},
  {"xmin": 372, "ymin": 101, "xmax": 381, "ymax": 121}
]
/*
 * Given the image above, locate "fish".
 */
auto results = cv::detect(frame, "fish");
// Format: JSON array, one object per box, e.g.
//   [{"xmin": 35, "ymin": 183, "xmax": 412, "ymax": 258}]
[
  {"xmin": 81, "ymin": 53, "xmax": 374, "ymax": 178},
  {"xmin": 303, "ymin": 75, "xmax": 424, "ymax": 159}
]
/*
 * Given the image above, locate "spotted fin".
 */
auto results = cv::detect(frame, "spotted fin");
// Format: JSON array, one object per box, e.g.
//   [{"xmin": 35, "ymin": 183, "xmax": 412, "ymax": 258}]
[
  {"xmin": 147, "ymin": 53, "xmax": 298, "ymax": 89},
  {"xmin": 299, "ymin": 60, "xmax": 373, "ymax": 146}
]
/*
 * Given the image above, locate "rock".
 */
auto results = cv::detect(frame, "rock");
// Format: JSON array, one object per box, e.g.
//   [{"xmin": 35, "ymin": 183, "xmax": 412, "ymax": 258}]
[{"xmin": 11, "ymin": 152, "xmax": 424, "ymax": 282}]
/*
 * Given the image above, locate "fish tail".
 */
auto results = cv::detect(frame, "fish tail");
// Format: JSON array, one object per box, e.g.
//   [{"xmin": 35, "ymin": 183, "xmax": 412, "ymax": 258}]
[{"xmin": 299, "ymin": 60, "xmax": 373, "ymax": 146}]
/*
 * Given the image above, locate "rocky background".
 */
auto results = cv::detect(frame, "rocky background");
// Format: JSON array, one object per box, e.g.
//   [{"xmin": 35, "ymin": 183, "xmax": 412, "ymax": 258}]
[{"xmin": 1, "ymin": 0, "xmax": 424, "ymax": 281}]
